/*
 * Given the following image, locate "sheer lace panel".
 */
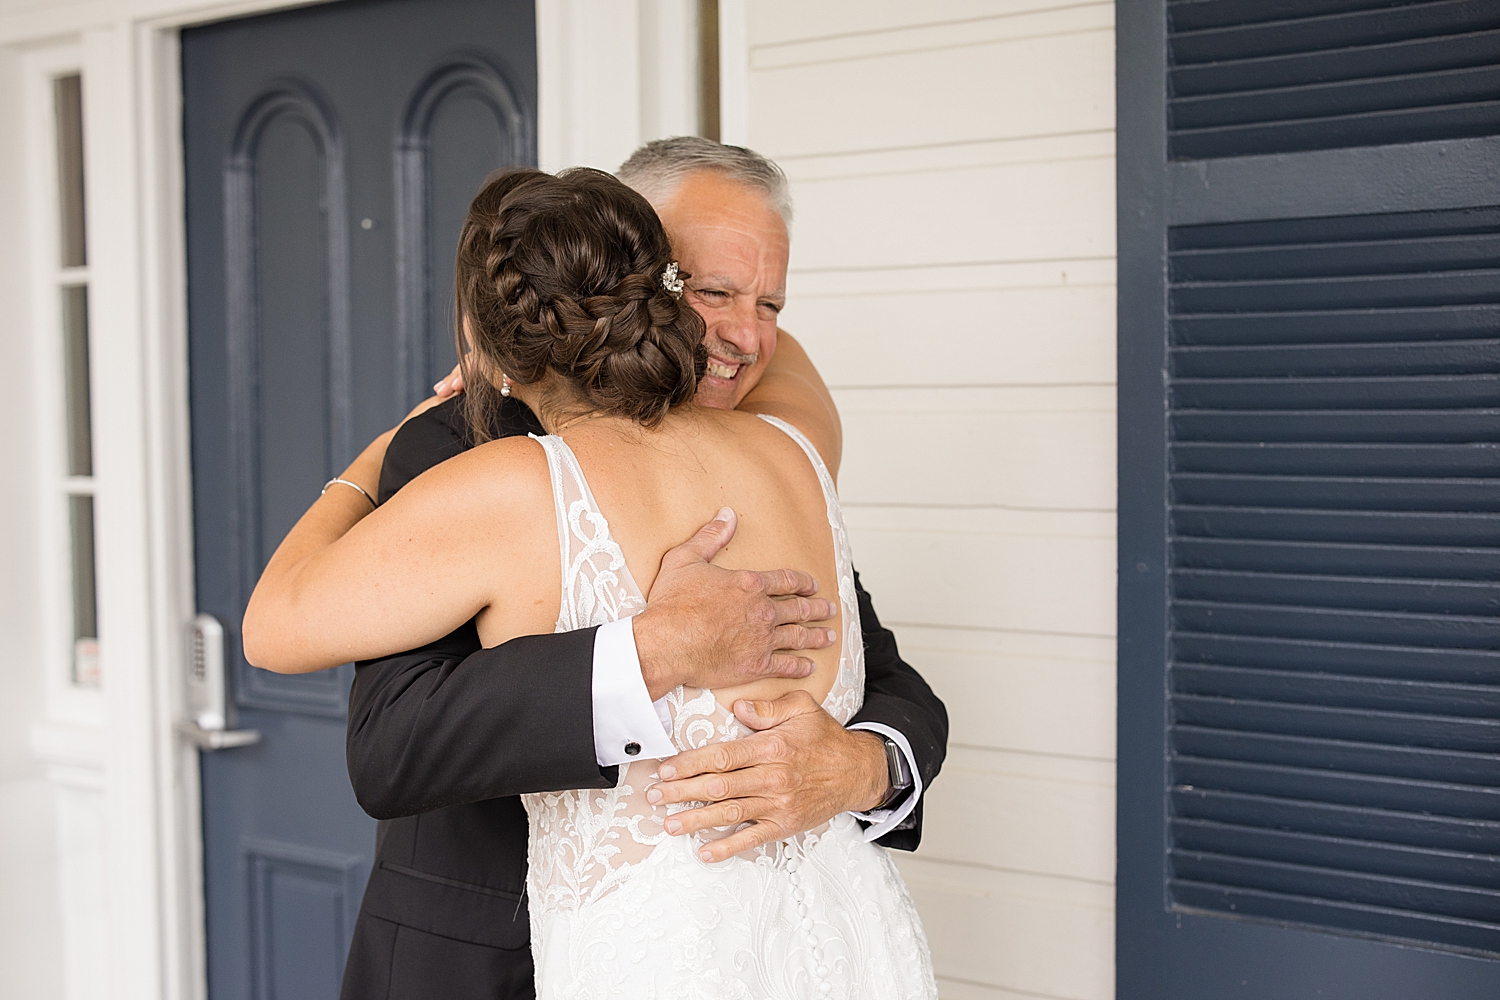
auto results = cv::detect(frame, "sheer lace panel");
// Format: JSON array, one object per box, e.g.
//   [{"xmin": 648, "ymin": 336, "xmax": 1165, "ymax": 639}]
[{"xmin": 522, "ymin": 421, "xmax": 864, "ymax": 919}]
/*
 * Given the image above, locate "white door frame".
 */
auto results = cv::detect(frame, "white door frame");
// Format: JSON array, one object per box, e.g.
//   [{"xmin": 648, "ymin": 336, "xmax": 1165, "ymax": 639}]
[{"xmin": 0, "ymin": 2, "xmax": 706, "ymax": 997}]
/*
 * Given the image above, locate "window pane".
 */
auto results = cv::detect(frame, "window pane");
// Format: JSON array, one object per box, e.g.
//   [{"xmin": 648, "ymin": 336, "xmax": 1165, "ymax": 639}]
[
  {"xmin": 54, "ymin": 74, "xmax": 86, "ymax": 269},
  {"xmin": 61, "ymin": 285, "xmax": 93, "ymax": 476},
  {"xmin": 68, "ymin": 494, "xmax": 99, "ymax": 686}
]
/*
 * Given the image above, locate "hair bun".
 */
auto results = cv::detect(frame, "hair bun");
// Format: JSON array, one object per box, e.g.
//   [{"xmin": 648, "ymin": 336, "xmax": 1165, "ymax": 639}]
[{"xmin": 454, "ymin": 168, "xmax": 706, "ymax": 434}]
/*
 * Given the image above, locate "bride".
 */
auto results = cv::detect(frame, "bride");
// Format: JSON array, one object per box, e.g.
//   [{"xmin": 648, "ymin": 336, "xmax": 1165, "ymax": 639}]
[{"xmin": 243, "ymin": 167, "xmax": 936, "ymax": 999}]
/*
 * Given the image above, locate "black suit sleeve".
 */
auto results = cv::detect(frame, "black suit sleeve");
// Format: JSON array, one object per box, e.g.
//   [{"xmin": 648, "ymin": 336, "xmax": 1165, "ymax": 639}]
[
  {"xmin": 347, "ymin": 399, "xmax": 613, "ymax": 820},
  {"xmin": 848, "ymin": 570, "xmax": 949, "ymax": 851}
]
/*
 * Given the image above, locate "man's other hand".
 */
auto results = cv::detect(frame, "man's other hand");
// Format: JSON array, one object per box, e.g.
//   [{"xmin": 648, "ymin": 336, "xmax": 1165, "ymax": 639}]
[
  {"xmin": 645, "ymin": 691, "xmax": 891, "ymax": 862},
  {"xmin": 633, "ymin": 508, "xmax": 837, "ymax": 700}
]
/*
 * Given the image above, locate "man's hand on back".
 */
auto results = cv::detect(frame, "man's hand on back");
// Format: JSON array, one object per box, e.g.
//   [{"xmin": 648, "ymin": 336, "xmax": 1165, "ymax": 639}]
[
  {"xmin": 632, "ymin": 508, "xmax": 838, "ymax": 700},
  {"xmin": 646, "ymin": 692, "xmax": 892, "ymax": 862}
]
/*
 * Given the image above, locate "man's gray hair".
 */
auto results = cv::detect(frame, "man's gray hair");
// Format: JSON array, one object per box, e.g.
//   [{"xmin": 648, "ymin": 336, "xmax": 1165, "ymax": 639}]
[{"xmin": 618, "ymin": 136, "xmax": 793, "ymax": 226}]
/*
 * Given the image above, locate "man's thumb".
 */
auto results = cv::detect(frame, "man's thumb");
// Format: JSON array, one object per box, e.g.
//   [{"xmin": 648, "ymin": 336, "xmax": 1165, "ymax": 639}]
[
  {"xmin": 733, "ymin": 691, "xmax": 813, "ymax": 731},
  {"xmin": 676, "ymin": 507, "xmax": 737, "ymax": 564}
]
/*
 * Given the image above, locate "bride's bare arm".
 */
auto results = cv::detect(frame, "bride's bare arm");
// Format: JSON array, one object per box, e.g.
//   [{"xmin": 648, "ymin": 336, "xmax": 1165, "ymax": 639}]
[
  {"xmin": 738, "ymin": 329, "xmax": 842, "ymax": 477},
  {"xmin": 242, "ymin": 435, "xmax": 546, "ymax": 674}
]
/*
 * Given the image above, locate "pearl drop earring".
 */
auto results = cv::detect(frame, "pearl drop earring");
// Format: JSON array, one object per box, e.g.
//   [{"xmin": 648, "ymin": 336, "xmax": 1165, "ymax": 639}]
[{"xmin": 500, "ymin": 373, "xmax": 511, "ymax": 397}]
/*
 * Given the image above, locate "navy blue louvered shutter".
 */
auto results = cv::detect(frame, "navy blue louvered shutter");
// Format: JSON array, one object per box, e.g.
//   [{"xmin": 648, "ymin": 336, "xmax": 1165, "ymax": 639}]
[{"xmin": 1118, "ymin": 2, "xmax": 1500, "ymax": 996}]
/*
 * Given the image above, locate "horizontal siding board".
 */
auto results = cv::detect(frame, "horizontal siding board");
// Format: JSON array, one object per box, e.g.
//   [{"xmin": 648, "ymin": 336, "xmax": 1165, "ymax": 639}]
[
  {"xmin": 1172, "ymin": 692, "xmax": 1500, "ymax": 750},
  {"xmin": 1171, "ymin": 537, "xmax": 1500, "ymax": 580},
  {"xmin": 1172, "ymin": 756, "xmax": 1500, "ymax": 819},
  {"xmin": 1170, "ymin": 787, "xmax": 1500, "ymax": 852},
  {"xmin": 893, "ymin": 856, "xmax": 1114, "ymax": 1000},
  {"xmin": 1173, "ymin": 726, "xmax": 1500, "ymax": 785},
  {"xmin": 1171, "ymin": 631, "xmax": 1500, "ymax": 684},
  {"xmin": 1171, "ymin": 878, "xmax": 1500, "ymax": 954},
  {"xmin": 1171, "ymin": 662, "xmax": 1500, "ymax": 716},
  {"xmin": 844, "ymin": 507, "xmax": 1116, "ymax": 636},
  {"xmin": 1171, "ymin": 567, "xmax": 1500, "ymax": 615}
]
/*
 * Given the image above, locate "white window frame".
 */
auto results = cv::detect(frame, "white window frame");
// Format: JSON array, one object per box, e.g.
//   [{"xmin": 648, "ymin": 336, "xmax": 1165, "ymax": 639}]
[{"xmin": 23, "ymin": 41, "xmax": 103, "ymax": 730}]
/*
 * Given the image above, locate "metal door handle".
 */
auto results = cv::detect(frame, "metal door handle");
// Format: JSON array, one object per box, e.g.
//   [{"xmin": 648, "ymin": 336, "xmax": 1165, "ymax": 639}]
[
  {"xmin": 176, "ymin": 720, "xmax": 260, "ymax": 750},
  {"xmin": 182, "ymin": 613, "xmax": 260, "ymax": 750}
]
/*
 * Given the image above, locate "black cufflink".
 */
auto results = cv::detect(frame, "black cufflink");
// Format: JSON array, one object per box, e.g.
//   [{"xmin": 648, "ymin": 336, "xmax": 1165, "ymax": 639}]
[{"xmin": 624, "ymin": 741, "xmax": 642, "ymax": 756}]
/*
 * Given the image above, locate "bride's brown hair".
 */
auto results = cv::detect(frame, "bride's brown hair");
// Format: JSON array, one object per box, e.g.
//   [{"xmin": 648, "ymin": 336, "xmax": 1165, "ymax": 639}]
[{"xmin": 454, "ymin": 167, "xmax": 707, "ymax": 442}]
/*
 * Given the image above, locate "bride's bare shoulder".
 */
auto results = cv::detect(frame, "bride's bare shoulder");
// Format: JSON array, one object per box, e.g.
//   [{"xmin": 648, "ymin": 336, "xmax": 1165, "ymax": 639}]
[{"xmin": 386, "ymin": 433, "xmax": 552, "ymax": 529}]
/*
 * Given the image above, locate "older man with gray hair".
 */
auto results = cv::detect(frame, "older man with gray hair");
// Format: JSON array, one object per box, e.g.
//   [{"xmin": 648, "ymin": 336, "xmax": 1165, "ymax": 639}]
[{"xmin": 338, "ymin": 137, "xmax": 948, "ymax": 1000}]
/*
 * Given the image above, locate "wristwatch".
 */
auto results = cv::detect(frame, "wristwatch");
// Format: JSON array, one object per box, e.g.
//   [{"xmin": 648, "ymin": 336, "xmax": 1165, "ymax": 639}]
[{"xmin": 874, "ymin": 736, "xmax": 914, "ymax": 810}]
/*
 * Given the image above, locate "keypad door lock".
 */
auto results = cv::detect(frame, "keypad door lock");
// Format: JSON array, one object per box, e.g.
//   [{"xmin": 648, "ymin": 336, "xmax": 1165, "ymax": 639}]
[{"xmin": 178, "ymin": 613, "xmax": 260, "ymax": 750}]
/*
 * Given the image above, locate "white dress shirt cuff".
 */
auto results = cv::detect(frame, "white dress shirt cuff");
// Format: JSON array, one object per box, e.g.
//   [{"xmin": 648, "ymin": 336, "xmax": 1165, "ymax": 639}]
[
  {"xmin": 592, "ymin": 616, "xmax": 677, "ymax": 767},
  {"xmin": 846, "ymin": 722, "xmax": 923, "ymax": 842}
]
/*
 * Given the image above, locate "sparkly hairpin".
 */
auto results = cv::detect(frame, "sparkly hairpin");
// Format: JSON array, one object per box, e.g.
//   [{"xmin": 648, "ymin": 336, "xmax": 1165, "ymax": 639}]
[{"xmin": 661, "ymin": 262, "xmax": 685, "ymax": 297}]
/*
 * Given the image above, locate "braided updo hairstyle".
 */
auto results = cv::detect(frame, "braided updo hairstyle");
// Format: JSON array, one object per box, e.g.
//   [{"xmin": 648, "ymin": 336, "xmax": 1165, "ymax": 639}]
[{"xmin": 454, "ymin": 167, "xmax": 707, "ymax": 442}]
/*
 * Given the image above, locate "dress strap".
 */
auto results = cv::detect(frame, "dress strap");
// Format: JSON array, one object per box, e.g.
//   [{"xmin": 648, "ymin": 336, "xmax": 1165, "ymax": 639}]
[{"xmin": 530, "ymin": 433, "xmax": 645, "ymax": 632}]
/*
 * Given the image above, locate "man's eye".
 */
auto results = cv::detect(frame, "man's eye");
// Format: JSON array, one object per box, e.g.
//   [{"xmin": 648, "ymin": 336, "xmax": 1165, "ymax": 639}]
[
  {"xmin": 759, "ymin": 302, "xmax": 782, "ymax": 315},
  {"xmin": 695, "ymin": 288, "xmax": 729, "ymax": 300}
]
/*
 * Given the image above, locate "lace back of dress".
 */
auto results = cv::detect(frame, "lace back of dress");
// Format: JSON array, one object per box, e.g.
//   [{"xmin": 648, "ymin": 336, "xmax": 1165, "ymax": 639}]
[{"xmin": 522, "ymin": 424, "xmax": 865, "ymax": 919}]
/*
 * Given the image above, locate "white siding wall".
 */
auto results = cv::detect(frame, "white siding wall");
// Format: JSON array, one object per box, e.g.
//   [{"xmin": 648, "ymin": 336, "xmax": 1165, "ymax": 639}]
[{"xmin": 741, "ymin": 4, "xmax": 1117, "ymax": 997}]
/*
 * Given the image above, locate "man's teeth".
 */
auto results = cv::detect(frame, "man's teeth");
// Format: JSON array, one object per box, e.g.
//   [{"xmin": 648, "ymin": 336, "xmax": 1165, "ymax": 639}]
[{"xmin": 706, "ymin": 359, "xmax": 740, "ymax": 379}]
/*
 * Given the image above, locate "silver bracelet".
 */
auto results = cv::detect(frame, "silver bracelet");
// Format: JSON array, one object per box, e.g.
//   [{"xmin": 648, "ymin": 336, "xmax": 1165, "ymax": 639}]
[{"xmin": 321, "ymin": 477, "xmax": 376, "ymax": 509}]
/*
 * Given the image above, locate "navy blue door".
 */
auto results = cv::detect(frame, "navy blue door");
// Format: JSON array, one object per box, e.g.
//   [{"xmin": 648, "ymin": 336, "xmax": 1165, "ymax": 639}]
[
  {"xmin": 1117, "ymin": 1, "xmax": 1500, "ymax": 996},
  {"xmin": 182, "ymin": 2, "xmax": 535, "ymax": 995}
]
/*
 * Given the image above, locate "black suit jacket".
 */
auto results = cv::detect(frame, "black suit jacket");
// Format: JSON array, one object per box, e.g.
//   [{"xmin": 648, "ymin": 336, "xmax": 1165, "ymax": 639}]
[{"xmin": 340, "ymin": 396, "xmax": 947, "ymax": 999}]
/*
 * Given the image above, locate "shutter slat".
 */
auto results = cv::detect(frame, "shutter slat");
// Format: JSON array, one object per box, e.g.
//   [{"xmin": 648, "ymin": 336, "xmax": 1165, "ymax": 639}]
[
  {"xmin": 1170, "ymin": 232, "xmax": 1500, "ymax": 282},
  {"xmin": 1173, "ymin": 473, "xmax": 1500, "ymax": 508},
  {"xmin": 1171, "ymin": 788, "xmax": 1500, "ymax": 852},
  {"xmin": 1174, "ymin": 818, "xmax": 1500, "ymax": 890},
  {"xmin": 1172, "ymin": 374, "xmax": 1500, "ymax": 410},
  {"xmin": 1173, "ymin": 664, "xmax": 1500, "ymax": 716},
  {"xmin": 1172, "ymin": 269, "xmax": 1500, "ymax": 313},
  {"xmin": 1172, "ymin": 851, "xmax": 1500, "ymax": 923},
  {"xmin": 1173, "ymin": 569, "xmax": 1500, "ymax": 616},
  {"xmin": 1173, "ymin": 757, "xmax": 1500, "ymax": 818},
  {"xmin": 1170, "ymin": 879, "xmax": 1500, "ymax": 954},
  {"xmin": 1172, "ymin": 65, "xmax": 1500, "ymax": 131},
  {"xmin": 1172, "ymin": 538, "xmax": 1500, "ymax": 580},
  {"xmin": 1174, "ymin": 444, "xmax": 1500, "ymax": 476},
  {"xmin": 1171, "ymin": 339, "xmax": 1500, "ymax": 378},
  {"xmin": 1172, "ymin": 632, "xmax": 1500, "ymax": 684},
  {"xmin": 1174, "ymin": 727, "xmax": 1500, "ymax": 785},
  {"xmin": 1172, "ymin": 28, "xmax": 1500, "ymax": 97},
  {"xmin": 1173, "ymin": 303, "xmax": 1500, "ymax": 346},
  {"xmin": 1171, "ymin": 1, "xmax": 1500, "ymax": 65},
  {"xmin": 1167, "ymin": 1, "xmax": 1500, "ymax": 158},
  {"xmin": 1172, "ymin": 601, "xmax": 1500, "ymax": 650},
  {"xmin": 1173, "ymin": 693, "xmax": 1500, "ymax": 750},
  {"xmin": 1172, "ymin": 506, "xmax": 1500, "ymax": 546},
  {"xmin": 1173, "ymin": 409, "xmax": 1499, "ymax": 441}
]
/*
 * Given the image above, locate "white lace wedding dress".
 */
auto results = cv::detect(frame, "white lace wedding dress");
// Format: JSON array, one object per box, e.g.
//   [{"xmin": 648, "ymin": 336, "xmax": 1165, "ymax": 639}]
[{"xmin": 521, "ymin": 415, "xmax": 937, "ymax": 999}]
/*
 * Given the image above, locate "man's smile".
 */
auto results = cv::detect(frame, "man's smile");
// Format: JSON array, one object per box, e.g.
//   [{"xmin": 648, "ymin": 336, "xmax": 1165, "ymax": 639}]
[{"xmin": 704, "ymin": 357, "xmax": 743, "ymax": 381}]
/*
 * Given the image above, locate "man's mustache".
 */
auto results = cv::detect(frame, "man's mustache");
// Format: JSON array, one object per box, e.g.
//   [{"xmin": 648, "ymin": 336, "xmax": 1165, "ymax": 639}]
[{"xmin": 708, "ymin": 343, "xmax": 758, "ymax": 366}]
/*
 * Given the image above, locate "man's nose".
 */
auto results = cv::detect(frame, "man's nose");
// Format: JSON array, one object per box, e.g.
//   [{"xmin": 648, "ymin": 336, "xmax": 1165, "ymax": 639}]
[{"xmin": 715, "ymin": 299, "xmax": 761, "ymax": 357}]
